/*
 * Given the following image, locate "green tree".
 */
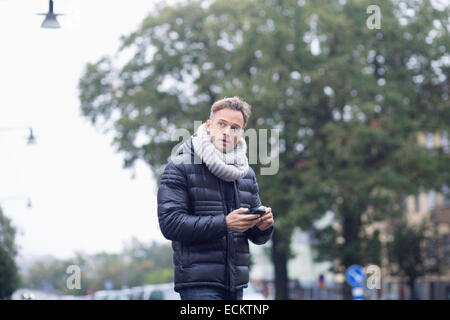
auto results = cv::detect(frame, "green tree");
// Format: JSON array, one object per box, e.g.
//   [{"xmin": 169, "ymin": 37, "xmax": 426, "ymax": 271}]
[
  {"xmin": 302, "ymin": 0, "xmax": 449, "ymax": 299},
  {"xmin": 121, "ymin": 238, "xmax": 174, "ymax": 287},
  {"xmin": 22, "ymin": 240, "xmax": 174, "ymax": 294},
  {"xmin": 0, "ymin": 207, "xmax": 20, "ymax": 299},
  {"xmin": 78, "ymin": 0, "xmax": 449, "ymax": 299},
  {"xmin": 23, "ymin": 258, "xmax": 66, "ymax": 293},
  {"xmin": 386, "ymin": 218, "xmax": 433, "ymax": 300}
]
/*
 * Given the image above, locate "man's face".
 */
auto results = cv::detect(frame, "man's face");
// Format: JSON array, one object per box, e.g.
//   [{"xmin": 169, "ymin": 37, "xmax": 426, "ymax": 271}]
[{"xmin": 205, "ymin": 108, "xmax": 244, "ymax": 153}]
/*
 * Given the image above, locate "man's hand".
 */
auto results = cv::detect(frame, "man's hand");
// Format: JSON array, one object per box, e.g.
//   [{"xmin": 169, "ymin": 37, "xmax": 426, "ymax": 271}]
[
  {"xmin": 226, "ymin": 207, "xmax": 261, "ymax": 233},
  {"xmin": 255, "ymin": 206, "xmax": 274, "ymax": 231}
]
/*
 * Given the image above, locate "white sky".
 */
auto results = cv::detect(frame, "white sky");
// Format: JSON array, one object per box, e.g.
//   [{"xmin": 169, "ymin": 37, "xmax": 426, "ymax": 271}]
[{"xmin": 0, "ymin": 0, "xmax": 171, "ymax": 262}]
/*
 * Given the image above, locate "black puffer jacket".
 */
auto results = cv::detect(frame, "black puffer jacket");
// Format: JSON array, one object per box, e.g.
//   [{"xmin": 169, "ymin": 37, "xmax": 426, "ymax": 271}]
[{"xmin": 157, "ymin": 137, "xmax": 273, "ymax": 292}]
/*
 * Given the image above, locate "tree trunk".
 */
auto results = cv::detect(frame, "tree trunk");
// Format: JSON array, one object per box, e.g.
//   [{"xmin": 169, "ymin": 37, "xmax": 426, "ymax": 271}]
[
  {"xmin": 408, "ymin": 278, "xmax": 418, "ymax": 300},
  {"xmin": 343, "ymin": 283, "xmax": 353, "ymax": 300},
  {"xmin": 342, "ymin": 211, "xmax": 363, "ymax": 300},
  {"xmin": 271, "ymin": 227, "xmax": 289, "ymax": 300}
]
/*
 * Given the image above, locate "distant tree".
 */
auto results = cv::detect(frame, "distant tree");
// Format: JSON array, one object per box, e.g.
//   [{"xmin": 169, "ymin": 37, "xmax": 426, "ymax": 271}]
[
  {"xmin": 0, "ymin": 207, "xmax": 20, "ymax": 299},
  {"xmin": 22, "ymin": 239, "xmax": 174, "ymax": 294},
  {"xmin": 23, "ymin": 258, "xmax": 65, "ymax": 293},
  {"xmin": 386, "ymin": 217, "xmax": 440, "ymax": 300}
]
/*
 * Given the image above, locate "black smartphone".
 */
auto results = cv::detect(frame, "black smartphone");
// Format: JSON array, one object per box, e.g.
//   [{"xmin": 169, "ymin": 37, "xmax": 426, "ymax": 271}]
[{"xmin": 243, "ymin": 207, "xmax": 266, "ymax": 216}]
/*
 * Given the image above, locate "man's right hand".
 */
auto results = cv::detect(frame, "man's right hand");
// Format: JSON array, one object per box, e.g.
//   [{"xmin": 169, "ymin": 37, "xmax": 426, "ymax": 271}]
[{"xmin": 225, "ymin": 208, "xmax": 261, "ymax": 233}]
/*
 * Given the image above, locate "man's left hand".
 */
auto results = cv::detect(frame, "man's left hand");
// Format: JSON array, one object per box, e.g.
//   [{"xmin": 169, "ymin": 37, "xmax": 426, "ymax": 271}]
[{"xmin": 256, "ymin": 206, "xmax": 274, "ymax": 231}]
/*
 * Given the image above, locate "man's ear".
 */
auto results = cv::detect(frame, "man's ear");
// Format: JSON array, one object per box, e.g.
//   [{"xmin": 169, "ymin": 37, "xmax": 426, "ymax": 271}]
[{"xmin": 205, "ymin": 120, "xmax": 211, "ymax": 133}]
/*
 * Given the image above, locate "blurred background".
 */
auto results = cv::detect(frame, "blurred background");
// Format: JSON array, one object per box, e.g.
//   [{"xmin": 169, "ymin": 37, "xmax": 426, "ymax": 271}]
[{"xmin": 0, "ymin": 0, "xmax": 449, "ymax": 300}]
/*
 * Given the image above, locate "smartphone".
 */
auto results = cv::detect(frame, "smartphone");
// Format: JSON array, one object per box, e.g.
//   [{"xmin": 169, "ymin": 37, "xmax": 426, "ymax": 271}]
[{"xmin": 243, "ymin": 207, "xmax": 266, "ymax": 216}]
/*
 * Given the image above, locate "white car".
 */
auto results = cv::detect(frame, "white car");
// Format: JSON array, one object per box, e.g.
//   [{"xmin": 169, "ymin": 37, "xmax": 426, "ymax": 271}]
[
  {"xmin": 93, "ymin": 290, "xmax": 109, "ymax": 300},
  {"xmin": 130, "ymin": 286, "xmax": 145, "ymax": 300},
  {"xmin": 117, "ymin": 288, "xmax": 133, "ymax": 300},
  {"xmin": 243, "ymin": 283, "xmax": 267, "ymax": 300},
  {"xmin": 142, "ymin": 283, "xmax": 180, "ymax": 300}
]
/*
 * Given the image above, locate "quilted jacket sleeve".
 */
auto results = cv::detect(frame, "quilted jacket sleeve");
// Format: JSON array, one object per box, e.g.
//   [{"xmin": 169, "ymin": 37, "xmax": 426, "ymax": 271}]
[
  {"xmin": 245, "ymin": 173, "xmax": 274, "ymax": 245},
  {"xmin": 157, "ymin": 160, "xmax": 227, "ymax": 243}
]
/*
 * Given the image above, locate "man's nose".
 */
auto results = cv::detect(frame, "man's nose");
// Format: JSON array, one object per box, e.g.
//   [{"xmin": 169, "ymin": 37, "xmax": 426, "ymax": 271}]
[{"xmin": 222, "ymin": 126, "xmax": 231, "ymax": 136}]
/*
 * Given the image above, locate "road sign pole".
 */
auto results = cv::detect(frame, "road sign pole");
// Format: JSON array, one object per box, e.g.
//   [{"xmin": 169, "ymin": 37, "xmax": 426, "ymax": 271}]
[
  {"xmin": 345, "ymin": 265, "xmax": 366, "ymax": 300},
  {"xmin": 352, "ymin": 286, "xmax": 364, "ymax": 300}
]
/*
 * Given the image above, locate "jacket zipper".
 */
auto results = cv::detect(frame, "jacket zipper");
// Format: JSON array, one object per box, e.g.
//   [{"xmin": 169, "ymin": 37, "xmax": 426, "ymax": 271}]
[
  {"xmin": 226, "ymin": 230, "xmax": 231, "ymax": 292},
  {"xmin": 219, "ymin": 179, "xmax": 231, "ymax": 292}
]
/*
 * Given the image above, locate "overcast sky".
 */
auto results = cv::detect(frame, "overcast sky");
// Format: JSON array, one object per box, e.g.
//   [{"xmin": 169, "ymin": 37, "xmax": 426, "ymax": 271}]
[{"xmin": 0, "ymin": 0, "xmax": 172, "ymax": 262}]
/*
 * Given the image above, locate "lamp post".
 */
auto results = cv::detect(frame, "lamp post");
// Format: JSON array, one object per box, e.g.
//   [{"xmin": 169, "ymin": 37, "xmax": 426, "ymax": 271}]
[
  {"xmin": 0, "ymin": 126, "xmax": 37, "ymax": 145},
  {"xmin": 0, "ymin": 196, "xmax": 33, "ymax": 209},
  {"xmin": 37, "ymin": 0, "xmax": 64, "ymax": 29}
]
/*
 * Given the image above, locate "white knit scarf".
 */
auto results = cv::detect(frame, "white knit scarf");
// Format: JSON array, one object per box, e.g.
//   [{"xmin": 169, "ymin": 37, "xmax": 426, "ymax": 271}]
[{"xmin": 178, "ymin": 122, "xmax": 249, "ymax": 182}]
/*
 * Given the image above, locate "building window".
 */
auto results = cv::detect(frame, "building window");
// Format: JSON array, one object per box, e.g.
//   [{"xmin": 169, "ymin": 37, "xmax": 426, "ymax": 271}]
[
  {"xmin": 441, "ymin": 131, "xmax": 449, "ymax": 153},
  {"xmin": 415, "ymin": 194, "xmax": 420, "ymax": 213},
  {"xmin": 444, "ymin": 234, "xmax": 450, "ymax": 264},
  {"xmin": 427, "ymin": 190, "xmax": 436, "ymax": 211},
  {"xmin": 442, "ymin": 185, "xmax": 450, "ymax": 207},
  {"xmin": 400, "ymin": 197, "xmax": 407, "ymax": 215},
  {"xmin": 425, "ymin": 133, "xmax": 434, "ymax": 150}
]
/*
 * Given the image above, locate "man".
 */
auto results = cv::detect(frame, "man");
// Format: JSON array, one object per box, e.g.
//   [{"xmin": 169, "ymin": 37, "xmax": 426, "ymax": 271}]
[{"xmin": 157, "ymin": 96, "xmax": 274, "ymax": 300}]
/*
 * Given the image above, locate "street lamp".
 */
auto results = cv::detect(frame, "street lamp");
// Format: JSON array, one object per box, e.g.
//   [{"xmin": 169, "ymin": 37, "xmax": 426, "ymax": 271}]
[
  {"xmin": 37, "ymin": 0, "xmax": 64, "ymax": 29},
  {"xmin": 0, "ymin": 196, "xmax": 33, "ymax": 209},
  {"xmin": 27, "ymin": 127, "xmax": 36, "ymax": 145},
  {"xmin": 0, "ymin": 126, "xmax": 37, "ymax": 145},
  {"xmin": 27, "ymin": 197, "xmax": 33, "ymax": 208}
]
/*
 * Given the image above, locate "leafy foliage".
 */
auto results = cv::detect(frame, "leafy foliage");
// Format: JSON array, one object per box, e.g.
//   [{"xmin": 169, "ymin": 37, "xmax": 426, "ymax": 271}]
[
  {"xmin": 78, "ymin": 0, "xmax": 450, "ymax": 299},
  {"xmin": 21, "ymin": 239, "xmax": 173, "ymax": 295},
  {"xmin": 0, "ymin": 207, "xmax": 20, "ymax": 299}
]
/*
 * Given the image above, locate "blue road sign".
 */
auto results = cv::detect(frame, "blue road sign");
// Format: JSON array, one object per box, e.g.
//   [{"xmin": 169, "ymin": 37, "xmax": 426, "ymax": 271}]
[{"xmin": 345, "ymin": 265, "xmax": 366, "ymax": 288}]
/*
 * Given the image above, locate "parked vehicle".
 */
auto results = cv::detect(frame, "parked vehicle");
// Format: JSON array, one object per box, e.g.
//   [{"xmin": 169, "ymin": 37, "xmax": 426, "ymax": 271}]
[
  {"xmin": 93, "ymin": 290, "xmax": 109, "ymax": 300},
  {"xmin": 243, "ymin": 283, "xmax": 267, "ymax": 300},
  {"xmin": 118, "ymin": 288, "xmax": 133, "ymax": 300},
  {"xmin": 130, "ymin": 286, "xmax": 145, "ymax": 300},
  {"xmin": 142, "ymin": 283, "xmax": 179, "ymax": 300},
  {"xmin": 93, "ymin": 282, "xmax": 180, "ymax": 300}
]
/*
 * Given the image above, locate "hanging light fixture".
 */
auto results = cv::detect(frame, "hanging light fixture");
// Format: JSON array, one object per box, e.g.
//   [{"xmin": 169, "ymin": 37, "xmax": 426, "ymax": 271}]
[
  {"xmin": 37, "ymin": 0, "xmax": 64, "ymax": 29},
  {"xmin": 27, "ymin": 127, "xmax": 37, "ymax": 145},
  {"xmin": 27, "ymin": 198, "xmax": 33, "ymax": 209}
]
